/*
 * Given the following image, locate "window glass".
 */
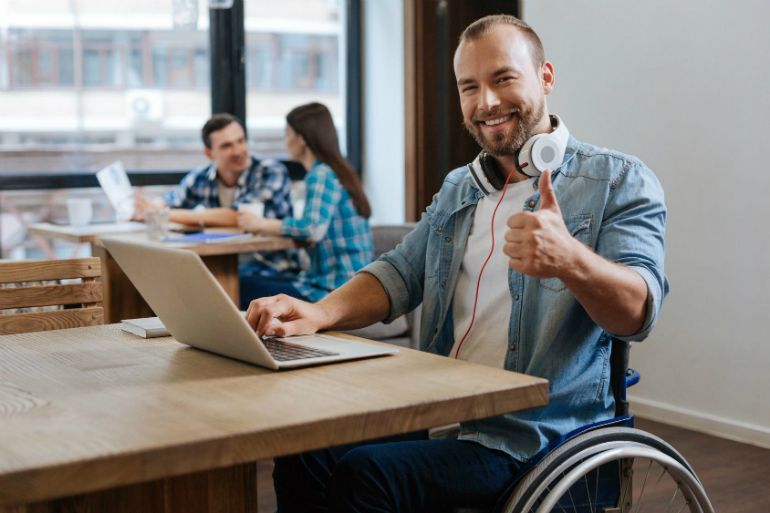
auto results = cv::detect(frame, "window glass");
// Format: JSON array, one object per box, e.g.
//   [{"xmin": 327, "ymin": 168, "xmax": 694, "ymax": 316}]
[
  {"xmin": 0, "ymin": 0, "xmax": 350, "ymax": 259},
  {"xmin": 244, "ymin": 0, "xmax": 346, "ymax": 156}
]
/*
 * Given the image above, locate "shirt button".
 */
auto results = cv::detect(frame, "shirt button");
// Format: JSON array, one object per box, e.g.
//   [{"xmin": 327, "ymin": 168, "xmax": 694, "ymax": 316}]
[
  {"xmin": 436, "ymin": 227, "xmax": 443, "ymax": 233},
  {"xmin": 527, "ymin": 200, "xmax": 536, "ymax": 208},
  {"xmin": 444, "ymin": 236, "xmax": 452, "ymax": 243},
  {"xmin": 510, "ymin": 344, "xmax": 517, "ymax": 352},
  {"xmin": 513, "ymin": 294, "xmax": 520, "ymax": 301}
]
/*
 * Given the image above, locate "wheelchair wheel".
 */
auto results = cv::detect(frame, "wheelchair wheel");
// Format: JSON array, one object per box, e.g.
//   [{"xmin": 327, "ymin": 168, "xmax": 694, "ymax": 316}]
[{"xmin": 500, "ymin": 427, "xmax": 714, "ymax": 513}]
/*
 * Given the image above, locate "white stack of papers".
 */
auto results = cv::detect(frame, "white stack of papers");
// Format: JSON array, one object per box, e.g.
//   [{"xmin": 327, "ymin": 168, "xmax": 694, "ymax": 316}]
[{"xmin": 96, "ymin": 161, "xmax": 135, "ymax": 221}]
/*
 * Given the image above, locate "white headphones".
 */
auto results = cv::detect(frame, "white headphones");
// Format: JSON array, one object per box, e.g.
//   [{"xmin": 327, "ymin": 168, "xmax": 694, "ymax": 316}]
[{"xmin": 468, "ymin": 115, "xmax": 569, "ymax": 195}]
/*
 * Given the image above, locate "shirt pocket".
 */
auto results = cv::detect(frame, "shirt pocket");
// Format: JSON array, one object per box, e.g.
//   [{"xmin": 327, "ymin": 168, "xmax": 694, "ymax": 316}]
[{"xmin": 538, "ymin": 213, "xmax": 593, "ymax": 293}]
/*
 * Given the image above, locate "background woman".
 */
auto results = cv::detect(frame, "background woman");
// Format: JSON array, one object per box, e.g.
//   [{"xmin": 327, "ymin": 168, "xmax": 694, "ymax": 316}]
[{"xmin": 238, "ymin": 102, "xmax": 373, "ymax": 304}]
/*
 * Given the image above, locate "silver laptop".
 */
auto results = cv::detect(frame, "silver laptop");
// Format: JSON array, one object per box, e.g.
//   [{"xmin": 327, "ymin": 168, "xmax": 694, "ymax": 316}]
[{"xmin": 101, "ymin": 237, "xmax": 397, "ymax": 370}]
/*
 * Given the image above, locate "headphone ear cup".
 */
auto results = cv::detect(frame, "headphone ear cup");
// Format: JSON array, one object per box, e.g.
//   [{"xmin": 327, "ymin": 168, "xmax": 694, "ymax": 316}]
[
  {"xmin": 479, "ymin": 153, "xmax": 506, "ymax": 191},
  {"xmin": 516, "ymin": 135, "xmax": 543, "ymax": 177},
  {"xmin": 531, "ymin": 137, "xmax": 562, "ymax": 172}
]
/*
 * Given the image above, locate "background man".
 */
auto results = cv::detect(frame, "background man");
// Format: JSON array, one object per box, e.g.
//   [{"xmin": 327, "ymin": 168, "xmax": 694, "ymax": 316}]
[
  {"xmin": 135, "ymin": 113, "xmax": 299, "ymax": 282},
  {"xmin": 246, "ymin": 14, "xmax": 668, "ymax": 513},
  {"xmin": 136, "ymin": 112, "xmax": 293, "ymax": 227}
]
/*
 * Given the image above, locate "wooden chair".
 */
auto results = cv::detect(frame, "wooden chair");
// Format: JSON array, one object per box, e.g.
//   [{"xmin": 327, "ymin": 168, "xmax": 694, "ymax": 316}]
[{"xmin": 0, "ymin": 257, "xmax": 103, "ymax": 335}]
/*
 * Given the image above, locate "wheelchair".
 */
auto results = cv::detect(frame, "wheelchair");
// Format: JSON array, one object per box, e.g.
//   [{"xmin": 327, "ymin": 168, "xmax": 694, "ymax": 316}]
[{"xmin": 491, "ymin": 339, "xmax": 714, "ymax": 513}]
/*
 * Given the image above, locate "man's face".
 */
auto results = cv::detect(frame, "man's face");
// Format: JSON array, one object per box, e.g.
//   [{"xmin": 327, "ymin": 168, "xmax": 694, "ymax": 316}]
[
  {"xmin": 204, "ymin": 122, "xmax": 250, "ymax": 177},
  {"xmin": 454, "ymin": 25, "xmax": 554, "ymax": 157}
]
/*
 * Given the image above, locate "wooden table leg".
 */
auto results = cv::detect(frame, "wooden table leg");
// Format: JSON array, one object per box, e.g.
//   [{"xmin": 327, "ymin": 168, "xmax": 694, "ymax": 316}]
[
  {"xmin": 92, "ymin": 245, "xmax": 154, "ymax": 323},
  {"xmin": 12, "ymin": 463, "xmax": 258, "ymax": 513}
]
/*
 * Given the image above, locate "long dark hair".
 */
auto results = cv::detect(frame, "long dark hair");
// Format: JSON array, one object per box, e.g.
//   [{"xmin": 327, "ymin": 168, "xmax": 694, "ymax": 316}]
[{"xmin": 286, "ymin": 102, "xmax": 372, "ymax": 218}]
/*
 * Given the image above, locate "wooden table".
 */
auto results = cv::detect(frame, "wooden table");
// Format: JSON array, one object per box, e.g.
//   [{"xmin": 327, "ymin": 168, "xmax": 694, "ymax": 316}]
[
  {"xmin": 29, "ymin": 223, "xmax": 297, "ymax": 323},
  {"xmin": 0, "ymin": 325, "xmax": 549, "ymax": 513},
  {"xmin": 27, "ymin": 221, "xmax": 148, "ymax": 244}
]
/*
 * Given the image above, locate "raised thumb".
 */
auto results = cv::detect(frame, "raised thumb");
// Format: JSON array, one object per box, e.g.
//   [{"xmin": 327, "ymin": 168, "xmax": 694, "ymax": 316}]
[{"xmin": 538, "ymin": 170, "xmax": 560, "ymax": 212}]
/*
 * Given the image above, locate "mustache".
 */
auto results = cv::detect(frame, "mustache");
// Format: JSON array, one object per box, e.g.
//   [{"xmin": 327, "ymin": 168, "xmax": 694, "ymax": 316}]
[{"xmin": 471, "ymin": 109, "xmax": 519, "ymax": 123}]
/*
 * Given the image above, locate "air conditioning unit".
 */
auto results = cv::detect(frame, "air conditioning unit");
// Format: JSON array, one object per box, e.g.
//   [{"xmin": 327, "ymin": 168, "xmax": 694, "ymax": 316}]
[{"xmin": 125, "ymin": 90, "xmax": 164, "ymax": 123}]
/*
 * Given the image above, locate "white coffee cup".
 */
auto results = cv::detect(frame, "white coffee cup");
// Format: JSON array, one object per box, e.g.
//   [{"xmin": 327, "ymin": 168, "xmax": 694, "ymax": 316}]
[
  {"xmin": 237, "ymin": 201, "xmax": 265, "ymax": 218},
  {"xmin": 66, "ymin": 198, "xmax": 93, "ymax": 226}
]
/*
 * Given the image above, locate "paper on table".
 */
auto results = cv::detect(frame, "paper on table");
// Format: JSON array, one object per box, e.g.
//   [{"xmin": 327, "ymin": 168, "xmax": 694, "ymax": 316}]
[
  {"xmin": 96, "ymin": 161, "xmax": 135, "ymax": 221},
  {"xmin": 56, "ymin": 221, "xmax": 146, "ymax": 236}
]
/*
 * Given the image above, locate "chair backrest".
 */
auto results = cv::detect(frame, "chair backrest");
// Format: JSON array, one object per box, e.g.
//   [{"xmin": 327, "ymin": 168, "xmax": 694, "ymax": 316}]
[
  {"xmin": 0, "ymin": 257, "xmax": 103, "ymax": 334},
  {"xmin": 372, "ymin": 223, "xmax": 417, "ymax": 258}
]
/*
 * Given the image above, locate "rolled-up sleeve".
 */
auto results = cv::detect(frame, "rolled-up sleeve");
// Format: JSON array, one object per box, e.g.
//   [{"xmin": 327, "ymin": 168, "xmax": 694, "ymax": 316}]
[{"xmin": 597, "ymin": 161, "xmax": 669, "ymax": 341}]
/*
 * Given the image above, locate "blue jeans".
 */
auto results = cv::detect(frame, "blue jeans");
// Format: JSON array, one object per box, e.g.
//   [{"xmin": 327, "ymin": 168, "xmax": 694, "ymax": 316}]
[
  {"xmin": 239, "ymin": 274, "xmax": 307, "ymax": 308},
  {"xmin": 273, "ymin": 432, "xmax": 522, "ymax": 513}
]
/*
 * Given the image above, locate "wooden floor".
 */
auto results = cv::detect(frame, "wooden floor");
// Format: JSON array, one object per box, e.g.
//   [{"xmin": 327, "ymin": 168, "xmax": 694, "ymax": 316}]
[
  {"xmin": 256, "ymin": 417, "xmax": 770, "ymax": 512},
  {"xmin": 635, "ymin": 417, "xmax": 770, "ymax": 513}
]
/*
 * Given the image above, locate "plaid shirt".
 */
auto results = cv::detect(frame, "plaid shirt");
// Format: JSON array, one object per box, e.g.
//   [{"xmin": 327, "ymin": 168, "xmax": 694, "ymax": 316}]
[
  {"xmin": 281, "ymin": 161, "xmax": 373, "ymax": 301},
  {"xmin": 165, "ymin": 155, "xmax": 300, "ymax": 275}
]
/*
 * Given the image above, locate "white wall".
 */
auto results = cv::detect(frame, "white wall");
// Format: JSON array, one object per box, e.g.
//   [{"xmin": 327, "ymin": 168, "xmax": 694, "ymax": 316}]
[
  {"xmin": 362, "ymin": 0, "xmax": 405, "ymax": 225},
  {"xmin": 523, "ymin": 0, "xmax": 770, "ymax": 447}
]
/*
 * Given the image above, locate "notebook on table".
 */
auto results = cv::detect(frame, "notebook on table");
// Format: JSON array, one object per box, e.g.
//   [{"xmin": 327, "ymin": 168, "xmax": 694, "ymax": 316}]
[
  {"xmin": 162, "ymin": 232, "xmax": 253, "ymax": 244},
  {"xmin": 101, "ymin": 237, "xmax": 397, "ymax": 370},
  {"xmin": 121, "ymin": 317, "xmax": 171, "ymax": 338}
]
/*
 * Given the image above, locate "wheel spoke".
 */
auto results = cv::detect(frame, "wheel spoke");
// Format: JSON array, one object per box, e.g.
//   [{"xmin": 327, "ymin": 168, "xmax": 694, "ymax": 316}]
[
  {"xmin": 674, "ymin": 499, "xmax": 688, "ymax": 513},
  {"xmin": 584, "ymin": 474, "xmax": 594, "ymax": 513},
  {"xmin": 665, "ymin": 483, "xmax": 681, "ymax": 513},
  {"xmin": 618, "ymin": 458, "xmax": 632, "ymax": 512},
  {"xmin": 632, "ymin": 459, "xmax": 653, "ymax": 513}
]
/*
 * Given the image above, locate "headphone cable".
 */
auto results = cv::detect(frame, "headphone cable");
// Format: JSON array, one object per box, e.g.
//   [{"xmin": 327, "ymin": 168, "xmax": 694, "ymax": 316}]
[{"xmin": 453, "ymin": 168, "xmax": 516, "ymax": 359}]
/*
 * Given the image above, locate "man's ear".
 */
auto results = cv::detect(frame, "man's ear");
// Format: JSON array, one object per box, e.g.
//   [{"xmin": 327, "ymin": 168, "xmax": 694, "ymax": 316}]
[
  {"xmin": 541, "ymin": 60, "xmax": 555, "ymax": 95},
  {"xmin": 204, "ymin": 147, "xmax": 213, "ymax": 161}
]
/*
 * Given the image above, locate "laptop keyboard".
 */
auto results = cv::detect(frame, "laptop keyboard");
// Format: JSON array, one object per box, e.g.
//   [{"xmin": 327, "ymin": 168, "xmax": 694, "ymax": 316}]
[{"xmin": 263, "ymin": 337, "xmax": 339, "ymax": 361}]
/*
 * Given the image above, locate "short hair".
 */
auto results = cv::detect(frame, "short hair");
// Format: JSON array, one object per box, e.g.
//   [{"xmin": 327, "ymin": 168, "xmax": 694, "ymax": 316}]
[
  {"xmin": 458, "ymin": 14, "xmax": 545, "ymax": 69},
  {"xmin": 201, "ymin": 113, "xmax": 244, "ymax": 149}
]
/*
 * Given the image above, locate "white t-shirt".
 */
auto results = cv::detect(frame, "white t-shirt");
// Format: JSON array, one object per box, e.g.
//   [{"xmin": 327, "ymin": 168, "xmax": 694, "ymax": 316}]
[
  {"xmin": 217, "ymin": 180, "xmax": 237, "ymax": 209},
  {"xmin": 450, "ymin": 178, "xmax": 536, "ymax": 367}
]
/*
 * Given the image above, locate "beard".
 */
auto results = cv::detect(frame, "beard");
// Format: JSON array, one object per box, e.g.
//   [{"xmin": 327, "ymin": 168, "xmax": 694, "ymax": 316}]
[{"xmin": 463, "ymin": 99, "xmax": 545, "ymax": 157}]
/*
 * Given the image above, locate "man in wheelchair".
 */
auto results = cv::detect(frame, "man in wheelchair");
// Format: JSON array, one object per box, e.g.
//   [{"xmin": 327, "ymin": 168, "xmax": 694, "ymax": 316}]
[{"xmin": 246, "ymin": 14, "xmax": 679, "ymax": 513}]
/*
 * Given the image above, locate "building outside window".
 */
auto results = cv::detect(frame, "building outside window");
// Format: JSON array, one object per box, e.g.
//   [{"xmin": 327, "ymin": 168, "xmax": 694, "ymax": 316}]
[{"xmin": 0, "ymin": 0, "xmax": 348, "ymax": 259}]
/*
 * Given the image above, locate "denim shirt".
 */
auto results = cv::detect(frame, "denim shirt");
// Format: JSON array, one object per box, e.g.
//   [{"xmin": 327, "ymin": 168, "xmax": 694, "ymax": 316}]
[{"xmin": 362, "ymin": 135, "xmax": 669, "ymax": 461}]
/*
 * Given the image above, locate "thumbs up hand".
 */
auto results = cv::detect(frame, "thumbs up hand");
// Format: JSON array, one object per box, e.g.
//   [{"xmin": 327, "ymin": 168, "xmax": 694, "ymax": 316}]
[{"xmin": 503, "ymin": 170, "xmax": 580, "ymax": 278}]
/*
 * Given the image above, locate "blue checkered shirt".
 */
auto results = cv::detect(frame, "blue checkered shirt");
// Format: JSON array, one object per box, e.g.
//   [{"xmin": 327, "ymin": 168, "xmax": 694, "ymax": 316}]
[
  {"xmin": 281, "ymin": 161, "xmax": 373, "ymax": 301},
  {"xmin": 165, "ymin": 155, "xmax": 300, "ymax": 275}
]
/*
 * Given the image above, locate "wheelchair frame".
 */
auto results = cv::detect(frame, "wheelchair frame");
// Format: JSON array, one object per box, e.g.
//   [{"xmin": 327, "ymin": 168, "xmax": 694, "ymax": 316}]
[{"xmin": 494, "ymin": 339, "xmax": 715, "ymax": 513}]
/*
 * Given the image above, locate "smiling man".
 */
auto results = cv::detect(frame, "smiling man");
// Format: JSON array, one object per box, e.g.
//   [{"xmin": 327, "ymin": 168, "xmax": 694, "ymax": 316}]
[
  {"xmin": 244, "ymin": 15, "xmax": 669, "ymax": 513},
  {"xmin": 136, "ymin": 113, "xmax": 293, "ymax": 229},
  {"xmin": 135, "ymin": 113, "xmax": 298, "ymax": 281}
]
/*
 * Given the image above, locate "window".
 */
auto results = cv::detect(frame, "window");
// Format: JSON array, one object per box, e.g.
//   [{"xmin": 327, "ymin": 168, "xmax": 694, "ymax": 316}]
[
  {"xmin": 8, "ymin": 30, "xmax": 75, "ymax": 88},
  {"xmin": 0, "ymin": 0, "xmax": 353, "ymax": 259},
  {"xmin": 244, "ymin": 0, "xmax": 347, "ymax": 156}
]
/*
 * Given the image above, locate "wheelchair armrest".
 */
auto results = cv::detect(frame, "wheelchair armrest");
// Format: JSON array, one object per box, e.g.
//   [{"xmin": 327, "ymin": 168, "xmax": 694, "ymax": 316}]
[{"xmin": 626, "ymin": 368, "xmax": 640, "ymax": 388}]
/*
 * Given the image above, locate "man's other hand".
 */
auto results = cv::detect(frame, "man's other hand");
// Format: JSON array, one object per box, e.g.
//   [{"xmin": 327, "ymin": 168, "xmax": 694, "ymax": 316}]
[
  {"xmin": 133, "ymin": 191, "xmax": 166, "ymax": 222},
  {"xmin": 246, "ymin": 294, "xmax": 329, "ymax": 337},
  {"xmin": 503, "ymin": 169, "xmax": 581, "ymax": 279}
]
